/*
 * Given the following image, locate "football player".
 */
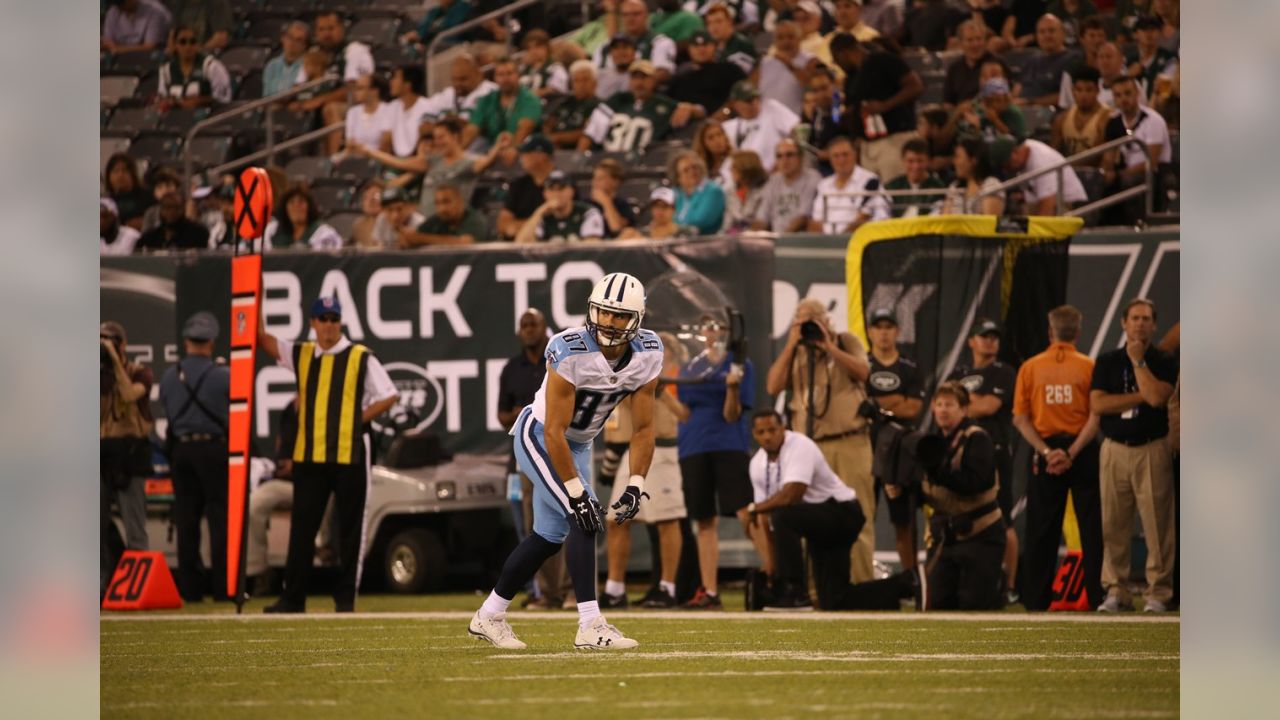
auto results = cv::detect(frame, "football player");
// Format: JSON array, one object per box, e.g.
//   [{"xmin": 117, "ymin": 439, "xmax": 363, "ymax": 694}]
[{"xmin": 469, "ymin": 273, "xmax": 663, "ymax": 650}]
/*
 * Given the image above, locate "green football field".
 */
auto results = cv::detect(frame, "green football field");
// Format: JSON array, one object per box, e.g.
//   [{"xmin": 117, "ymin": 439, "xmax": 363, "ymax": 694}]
[{"xmin": 101, "ymin": 594, "xmax": 1179, "ymax": 720}]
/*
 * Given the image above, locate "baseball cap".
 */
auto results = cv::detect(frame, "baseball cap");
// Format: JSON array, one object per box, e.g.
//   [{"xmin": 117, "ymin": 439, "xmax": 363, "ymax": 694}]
[
  {"xmin": 183, "ymin": 311, "xmax": 220, "ymax": 342},
  {"xmin": 987, "ymin": 134, "xmax": 1019, "ymax": 169},
  {"xmin": 544, "ymin": 170, "xmax": 571, "ymax": 188},
  {"xmin": 381, "ymin": 186, "xmax": 410, "ymax": 205},
  {"xmin": 1133, "ymin": 15, "xmax": 1162, "ymax": 31},
  {"xmin": 970, "ymin": 318, "xmax": 1001, "ymax": 337},
  {"xmin": 649, "ymin": 187, "xmax": 676, "ymax": 206},
  {"xmin": 311, "ymin": 295, "xmax": 342, "ymax": 318},
  {"xmin": 517, "ymin": 133, "xmax": 554, "ymax": 154},
  {"xmin": 730, "ymin": 80, "xmax": 760, "ymax": 101},
  {"xmin": 608, "ymin": 32, "xmax": 637, "ymax": 49},
  {"xmin": 689, "ymin": 30, "xmax": 712, "ymax": 45},
  {"xmin": 979, "ymin": 77, "xmax": 1010, "ymax": 99},
  {"xmin": 629, "ymin": 59, "xmax": 657, "ymax": 77},
  {"xmin": 795, "ymin": 0, "xmax": 821, "ymax": 16},
  {"xmin": 869, "ymin": 308, "xmax": 897, "ymax": 326}
]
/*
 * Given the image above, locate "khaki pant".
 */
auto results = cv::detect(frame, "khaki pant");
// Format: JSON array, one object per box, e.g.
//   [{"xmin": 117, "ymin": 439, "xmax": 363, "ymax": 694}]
[
  {"xmin": 1099, "ymin": 438, "xmax": 1177, "ymax": 604},
  {"xmin": 817, "ymin": 432, "xmax": 876, "ymax": 583},
  {"xmin": 860, "ymin": 130, "xmax": 916, "ymax": 183}
]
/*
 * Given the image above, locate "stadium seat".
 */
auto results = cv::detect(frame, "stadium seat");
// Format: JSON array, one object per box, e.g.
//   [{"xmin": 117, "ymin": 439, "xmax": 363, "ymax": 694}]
[
  {"xmin": 157, "ymin": 107, "xmax": 211, "ymax": 135},
  {"xmin": 242, "ymin": 14, "xmax": 292, "ymax": 44},
  {"xmin": 373, "ymin": 44, "xmax": 419, "ymax": 71},
  {"xmin": 348, "ymin": 17, "xmax": 402, "ymax": 48},
  {"xmin": 186, "ymin": 135, "xmax": 234, "ymax": 169},
  {"xmin": 369, "ymin": 0, "xmax": 421, "ymax": 8},
  {"xmin": 1001, "ymin": 48, "xmax": 1037, "ymax": 76},
  {"xmin": 1020, "ymin": 105, "xmax": 1054, "ymax": 136},
  {"xmin": 101, "ymin": 75, "xmax": 141, "ymax": 107},
  {"xmin": 207, "ymin": 103, "xmax": 263, "ymax": 134},
  {"xmin": 617, "ymin": 178, "xmax": 656, "ymax": 207},
  {"xmin": 331, "ymin": 156, "xmax": 381, "ymax": 181},
  {"xmin": 285, "ymin": 154, "xmax": 332, "ymax": 180},
  {"xmin": 101, "ymin": 137, "xmax": 132, "ymax": 175},
  {"xmin": 219, "ymin": 44, "xmax": 273, "ymax": 77},
  {"xmin": 902, "ymin": 51, "xmax": 938, "ymax": 75},
  {"xmin": 264, "ymin": 0, "xmax": 315, "ymax": 13},
  {"xmin": 236, "ymin": 70, "xmax": 264, "ymax": 99},
  {"xmin": 268, "ymin": 108, "xmax": 318, "ymax": 138},
  {"xmin": 637, "ymin": 141, "xmax": 681, "ymax": 172},
  {"xmin": 109, "ymin": 50, "xmax": 163, "ymax": 77},
  {"xmin": 311, "ymin": 182, "xmax": 356, "ymax": 214},
  {"xmin": 325, "ymin": 210, "xmax": 362, "ymax": 241},
  {"xmin": 107, "ymin": 107, "xmax": 160, "ymax": 137},
  {"xmin": 131, "ymin": 132, "xmax": 183, "ymax": 165}
]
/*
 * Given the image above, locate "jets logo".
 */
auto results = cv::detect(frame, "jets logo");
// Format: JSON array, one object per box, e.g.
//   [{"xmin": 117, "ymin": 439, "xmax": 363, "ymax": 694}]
[
  {"xmin": 236, "ymin": 310, "xmax": 246, "ymax": 336},
  {"xmin": 958, "ymin": 374, "xmax": 984, "ymax": 393},
  {"xmin": 869, "ymin": 371, "xmax": 901, "ymax": 392}
]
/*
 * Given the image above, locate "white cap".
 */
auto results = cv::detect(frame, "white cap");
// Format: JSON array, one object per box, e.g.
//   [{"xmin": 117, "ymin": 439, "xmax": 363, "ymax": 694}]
[
  {"xmin": 796, "ymin": 1, "xmax": 821, "ymax": 16},
  {"xmin": 649, "ymin": 187, "xmax": 676, "ymax": 206}
]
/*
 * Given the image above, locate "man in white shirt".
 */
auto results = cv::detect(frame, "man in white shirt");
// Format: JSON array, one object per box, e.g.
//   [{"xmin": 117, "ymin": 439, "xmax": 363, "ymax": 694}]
[
  {"xmin": 758, "ymin": 20, "xmax": 818, "ymax": 111},
  {"xmin": 385, "ymin": 65, "xmax": 432, "ymax": 157},
  {"xmin": 746, "ymin": 410, "xmax": 914, "ymax": 610},
  {"xmin": 1100, "ymin": 75, "xmax": 1171, "ymax": 223},
  {"xmin": 421, "ymin": 54, "xmax": 498, "ymax": 122},
  {"xmin": 992, "ymin": 136, "xmax": 1088, "ymax": 216},
  {"xmin": 301, "ymin": 12, "xmax": 375, "ymax": 153},
  {"xmin": 807, "ymin": 136, "xmax": 890, "ymax": 233},
  {"xmin": 722, "ymin": 80, "xmax": 799, "ymax": 175}
]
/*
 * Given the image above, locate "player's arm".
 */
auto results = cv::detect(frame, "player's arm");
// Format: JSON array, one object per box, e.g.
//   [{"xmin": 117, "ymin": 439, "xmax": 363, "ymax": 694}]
[
  {"xmin": 750, "ymin": 482, "xmax": 808, "ymax": 513},
  {"xmin": 542, "ymin": 367, "xmax": 585, "ymax": 489},
  {"xmin": 627, "ymin": 378, "xmax": 660, "ymax": 479}
]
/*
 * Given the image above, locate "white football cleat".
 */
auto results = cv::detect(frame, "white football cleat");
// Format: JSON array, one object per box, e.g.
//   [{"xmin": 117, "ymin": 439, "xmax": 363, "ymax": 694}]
[
  {"xmin": 574, "ymin": 616, "xmax": 639, "ymax": 650},
  {"xmin": 468, "ymin": 611, "xmax": 527, "ymax": 650}
]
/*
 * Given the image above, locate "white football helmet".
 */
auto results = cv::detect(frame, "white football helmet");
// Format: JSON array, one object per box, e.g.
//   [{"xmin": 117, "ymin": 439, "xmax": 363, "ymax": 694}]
[{"xmin": 587, "ymin": 272, "xmax": 646, "ymax": 347}]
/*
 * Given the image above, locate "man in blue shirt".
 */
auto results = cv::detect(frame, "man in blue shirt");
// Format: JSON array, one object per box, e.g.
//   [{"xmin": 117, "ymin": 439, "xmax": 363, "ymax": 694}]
[
  {"xmin": 262, "ymin": 21, "xmax": 308, "ymax": 97},
  {"xmin": 677, "ymin": 316, "xmax": 755, "ymax": 608}
]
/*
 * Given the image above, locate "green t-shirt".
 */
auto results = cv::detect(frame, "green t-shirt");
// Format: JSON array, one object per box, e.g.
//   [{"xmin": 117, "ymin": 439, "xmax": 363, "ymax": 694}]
[
  {"xmin": 469, "ymin": 86, "xmax": 543, "ymax": 142},
  {"xmin": 551, "ymin": 95, "xmax": 601, "ymax": 133},
  {"xmin": 417, "ymin": 207, "xmax": 489, "ymax": 242},
  {"xmin": 717, "ymin": 33, "xmax": 758, "ymax": 75},
  {"xmin": 538, "ymin": 201, "xmax": 606, "ymax": 242},
  {"xmin": 585, "ymin": 92, "xmax": 678, "ymax": 152},
  {"xmin": 571, "ymin": 19, "xmax": 610, "ymax": 56},
  {"xmin": 883, "ymin": 175, "xmax": 947, "ymax": 217},
  {"xmin": 650, "ymin": 10, "xmax": 704, "ymax": 43},
  {"xmin": 956, "ymin": 100, "xmax": 1027, "ymax": 142}
]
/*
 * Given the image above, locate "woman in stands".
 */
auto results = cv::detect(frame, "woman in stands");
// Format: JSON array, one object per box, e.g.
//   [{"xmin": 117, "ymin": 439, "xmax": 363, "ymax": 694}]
[
  {"xmin": 104, "ymin": 153, "xmax": 153, "ymax": 232},
  {"xmin": 941, "ymin": 137, "xmax": 1006, "ymax": 216},
  {"xmin": 693, "ymin": 121, "xmax": 733, "ymax": 188},
  {"xmin": 267, "ymin": 187, "xmax": 344, "ymax": 250},
  {"xmin": 722, "ymin": 150, "xmax": 769, "ymax": 233},
  {"xmin": 671, "ymin": 150, "xmax": 726, "ymax": 235}
]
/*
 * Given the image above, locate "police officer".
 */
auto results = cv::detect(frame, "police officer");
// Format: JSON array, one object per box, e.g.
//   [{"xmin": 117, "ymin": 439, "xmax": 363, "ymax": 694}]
[
  {"xmin": 947, "ymin": 319, "xmax": 1020, "ymax": 603},
  {"xmin": 159, "ymin": 311, "xmax": 230, "ymax": 602},
  {"xmin": 901, "ymin": 381, "xmax": 1005, "ymax": 610},
  {"xmin": 865, "ymin": 308, "xmax": 926, "ymax": 572},
  {"xmin": 258, "ymin": 296, "xmax": 399, "ymax": 613}
]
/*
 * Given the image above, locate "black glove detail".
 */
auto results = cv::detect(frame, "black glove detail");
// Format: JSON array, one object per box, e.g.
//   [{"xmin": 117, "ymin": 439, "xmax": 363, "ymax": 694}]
[
  {"xmin": 568, "ymin": 491, "xmax": 605, "ymax": 536},
  {"xmin": 610, "ymin": 485, "xmax": 651, "ymax": 525}
]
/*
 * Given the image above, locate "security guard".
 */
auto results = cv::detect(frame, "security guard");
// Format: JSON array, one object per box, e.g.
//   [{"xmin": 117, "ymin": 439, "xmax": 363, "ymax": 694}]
[
  {"xmin": 258, "ymin": 296, "xmax": 399, "ymax": 613},
  {"xmin": 947, "ymin": 319, "xmax": 1020, "ymax": 602},
  {"xmin": 159, "ymin": 311, "xmax": 231, "ymax": 602},
  {"xmin": 904, "ymin": 381, "xmax": 1005, "ymax": 610}
]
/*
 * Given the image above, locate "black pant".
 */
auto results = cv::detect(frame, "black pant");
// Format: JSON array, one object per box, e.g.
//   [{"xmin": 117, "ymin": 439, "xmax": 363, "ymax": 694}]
[
  {"xmin": 1020, "ymin": 437, "xmax": 1104, "ymax": 610},
  {"xmin": 772, "ymin": 500, "xmax": 907, "ymax": 610},
  {"xmin": 170, "ymin": 440, "xmax": 229, "ymax": 601},
  {"xmin": 281, "ymin": 456, "xmax": 368, "ymax": 608},
  {"xmin": 926, "ymin": 521, "xmax": 1006, "ymax": 610}
]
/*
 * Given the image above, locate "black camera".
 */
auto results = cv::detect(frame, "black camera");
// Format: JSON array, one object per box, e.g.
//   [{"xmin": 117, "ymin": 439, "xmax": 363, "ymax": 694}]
[
  {"xmin": 858, "ymin": 400, "xmax": 946, "ymax": 488},
  {"xmin": 799, "ymin": 320, "xmax": 825, "ymax": 344}
]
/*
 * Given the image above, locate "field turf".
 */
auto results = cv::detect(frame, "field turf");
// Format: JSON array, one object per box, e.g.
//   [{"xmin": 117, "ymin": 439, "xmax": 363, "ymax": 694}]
[{"xmin": 101, "ymin": 594, "xmax": 1179, "ymax": 720}]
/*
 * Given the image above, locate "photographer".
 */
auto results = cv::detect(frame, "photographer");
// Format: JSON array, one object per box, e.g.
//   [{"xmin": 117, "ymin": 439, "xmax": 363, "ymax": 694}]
[
  {"xmin": 896, "ymin": 381, "xmax": 1005, "ymax": 610},
  {"xmin": 99, "ymin": 321, "xmax": 153, "ymax": 596},
  {"xmin": 766, "ymin": 299, "xmax": 876, "ymax": 582}
]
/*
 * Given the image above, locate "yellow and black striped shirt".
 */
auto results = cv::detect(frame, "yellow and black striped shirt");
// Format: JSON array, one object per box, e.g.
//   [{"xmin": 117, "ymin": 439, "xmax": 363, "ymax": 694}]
[{"xmin": 291, "ymin": 341, "xmax": 370, "ymax": 465}]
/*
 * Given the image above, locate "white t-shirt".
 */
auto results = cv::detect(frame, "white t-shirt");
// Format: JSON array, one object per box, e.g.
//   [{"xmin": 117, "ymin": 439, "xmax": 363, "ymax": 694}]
[
  {"xmin": 387, "ymin": 96, "xmax": 432, "ymax": 157},
  {"xmin": 749, "ymin": 430, "xmax": 857, "ymax": 505},
  {"xmin": 100, "ymin": 225, "xmax": 140, "ymax": 255},
  {"xmin": 275, "ymin": 336, "xmax": 397, "ymax": 409},
  {"xmin": 1021, "ymin": 139, "xmax": 1088, "ymax": 205},
  {"xmin": 345, "ymin": 101, "xmax": 395, "ymax": 149},
  {"xmin": 721, "ymin": 98, "xmax": 800, "ymax": 173},
  {"xmin": 811, "ymin": 165, "xmax": 890, "ymax": 233},
  {"xmin": 421, "ymin": 80, "xmax": 498, "ymax": 121},
  {"xmin": 1112, "ymin": 107, "xmax": 1172, "ymax": 169}
]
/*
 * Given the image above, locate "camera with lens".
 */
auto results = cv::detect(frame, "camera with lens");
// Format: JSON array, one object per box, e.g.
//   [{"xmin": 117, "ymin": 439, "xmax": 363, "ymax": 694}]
[
  {"xmin": 857, "ymin": 399, "xmax": 946, "ymax": 489},
  {"xmin": 799, "ymin": 320, "xmax": 825, "ymax": 344}
]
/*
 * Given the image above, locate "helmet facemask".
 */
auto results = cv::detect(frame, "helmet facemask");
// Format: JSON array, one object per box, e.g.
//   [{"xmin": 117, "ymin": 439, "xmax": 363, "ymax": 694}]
[{"xmin": 588, "ymin": 302, "xmax": 642, "ymax": 347}]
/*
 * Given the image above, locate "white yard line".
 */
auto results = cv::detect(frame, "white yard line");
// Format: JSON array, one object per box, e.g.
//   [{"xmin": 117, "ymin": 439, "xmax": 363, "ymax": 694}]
[
  {"xmin": 438, "ymin": 666, "xmax": 1174, "ymax": 683},
  {"xmin": 101, "ymin": 610, "xmax": 1179, "ymax": 624},
  {"xmin": 482, "ymin": 650, "xmax": 1179, "ymax": 662}
]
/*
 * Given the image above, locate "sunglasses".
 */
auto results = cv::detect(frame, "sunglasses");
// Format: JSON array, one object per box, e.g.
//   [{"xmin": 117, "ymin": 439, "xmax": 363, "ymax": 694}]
[
  {"xmin": 315, "ymin": 314, "xmax": 342, "ymax": 324},
  {"xmin": 176, "ymin": 37, "xmax": 197, "ymax": 45}
]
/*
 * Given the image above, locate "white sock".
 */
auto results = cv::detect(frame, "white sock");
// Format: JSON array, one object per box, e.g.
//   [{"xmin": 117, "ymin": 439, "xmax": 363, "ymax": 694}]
[
  {"xmin": 605, "ymin": 580, "xmax": 626, "ymax": 597},
  {"xmin": 577, "ymin": 600, "xmax": 601, "ymax": 626},
  {"xmin": 479, "ymin": 591, "xmax": 511, "ymax": 619},
  {"xmin": 706, "ymin": 588, "xmax": 718, "ymax": 597},
  {"xmin": 659, "ymin": 581, "xmax": 676, "ymax": 598}
]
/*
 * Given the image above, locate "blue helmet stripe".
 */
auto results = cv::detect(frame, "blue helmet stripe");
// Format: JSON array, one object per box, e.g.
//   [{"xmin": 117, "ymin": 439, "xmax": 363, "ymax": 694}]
[
  {"xmin": 604, "ymin": 274, "xmax": 618, "ymax": 301},
  {"xmin": 614, "ymin": 276, "xmax": 627, "ymax": 302}
]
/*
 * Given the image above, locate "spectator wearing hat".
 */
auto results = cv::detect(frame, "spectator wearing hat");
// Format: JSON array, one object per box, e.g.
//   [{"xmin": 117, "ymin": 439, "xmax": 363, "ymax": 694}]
[
  {"xmin": 944, "ymin": 19, "xmax": 1005, "ymax": 107},
  {"xmin": 497, "ymin": 134, "xmax": 557, "ymax": 240},
  {"xmin": 752, "ymin": 138, "xmax": 822, "ymax": 232},
  {"xmin": 884, "ymin": 139, "xmax": 946, "ymax": 217},
  {"xmin": 1018, "ymin": 14, "xmax": 1081, "ymax": 106},
  {"xmin": 266, "ymin": 188, "xmax": 344, "ymax": 250},
  {"xmin": 371, "ymin": 187, "xmax": 426, "ymax": 247},
  {"xmin": 948, "ymin": 319, "xmax": 1021, "ymax": 603},
  {"xmin": 759, "ymin": 21, "xmax": 819, "ymax": 111},
  {"xmin": 100, "ymin": 198, "xmax": 141, "ymax": 255},
  {"xmin": 592, "ymin": 0, "xmax": 679, "ymax": 83},
  {"xmin": 620, "ymin": 187, "xmax": 700, "ymax": 240},
  {"xmin": 99, "ymin": 320, "xmax": 153, "ymax": 598},
  {"xmin": 1051, "ymin": 66, "xmax": 1109, "ymax": 165},
  {"xmin": 399, "ymin": 185, "xmax": 490, "ymax": 247},
  {"xmin": 258, "ymin": 297, "xmax": 399, "ymax": 613},
  {"xmin": 1099, "ymin": 75, "xmax": 1171, "ymax": 223},
  {"xmin": 596, "ymin": 33, "xmax": 638, "ymax": 100},
  {"xmin": 581, "ymin": 60, "xmax": 695, "ymax": 153},
  {"xmin": 137, "ymin": 192, "xmax": 210, "ymax": 251},
  {"xmin": 722, "ymin": 81, "xmax": 800, "ymax": 176},
  {"xmin": 943, "ymin": 77, "xmax": 1027, "ymax": 145},
  {"xmin": 546, "ymin": 61, "xmax": 603, "ymax": 149},
  {"xmin": 464, "ymin": 57, "xmax": 543, "ymax": 150},
  {"xmin": 159, "ymin": 311, "xmax": 230, "ymax": 602},
  {"xmin": 1127, "ymin": 15, "xmax": 1177, "ymax": 105},
  {"xmin": 989, "ymin": 136, "xmax": 1087, "ymax": 215},
  {"xmin": 828, "ymin": 33, "xmax": 923, "ymax": 182},
  {"xmin": 588, "ymin": 159, "xmax": 638, "ymax": 237},
  {"xmin": 668, "ymin": 31, "xmax": 746, "ymax": 118},
  {"xmin": 518, "ymin": 29, "xmax": 570, "ymax": 98},
  {"xmin": 515, "ymin": 171, "xmax": 607, "ymax": 243},
  {"xmin": 704, "ymin": 2, "xmax": 757, "ymax": 75},
  {"xmin": 102, "ymin": 0, "xmax": 171, "ymax": 55},
  {"xmin": 651, "ymin": 0, "xmax": 705, "ymax": 43},
  {"xmin": 807, "ymin": 136, "xmax": 889, "ymax": 232},
  {"xmin": 672, "ymin": 150, "xmax": 727, "ymax": 235}
]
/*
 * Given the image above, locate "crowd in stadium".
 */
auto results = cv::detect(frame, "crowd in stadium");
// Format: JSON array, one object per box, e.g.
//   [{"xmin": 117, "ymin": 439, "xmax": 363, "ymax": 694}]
[{"xmin": 100, "ymin": 0, "xmax": 1180, "ymax": 254}]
